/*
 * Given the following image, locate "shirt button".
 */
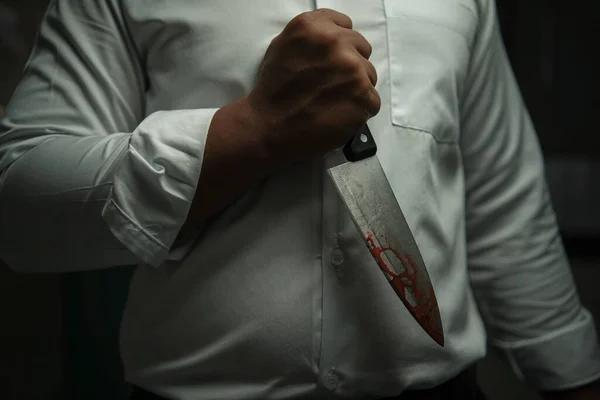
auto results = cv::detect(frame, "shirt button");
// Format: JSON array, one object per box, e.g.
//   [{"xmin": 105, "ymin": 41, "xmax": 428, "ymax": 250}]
[
  {"xmin": 323, "ymin": 369, "xmax": 340, "ymax": 391},
  {"xmin": 330, "ymin": 248, "xmax": 345, "ymax": 266}
]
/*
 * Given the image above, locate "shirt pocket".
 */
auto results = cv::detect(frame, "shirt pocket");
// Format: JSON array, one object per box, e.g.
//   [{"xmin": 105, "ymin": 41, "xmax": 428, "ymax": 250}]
[{"xmin": 383, "ymin": 0, "xmax": 477, "ymax": 143}]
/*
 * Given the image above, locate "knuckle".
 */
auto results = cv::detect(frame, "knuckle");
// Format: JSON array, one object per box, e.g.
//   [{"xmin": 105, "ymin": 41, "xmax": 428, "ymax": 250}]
[
  {"xmin": 343, "ymin": 15, "xmax": 354, "ymax": 29},
  {"xmin": 336, "ymin": 50, "xmax": 362, "ymax": 72},
  {"xmin": 370, "ymin": 90, "xmax": 382, "ymax": 115},
  {"xmin": 367, "ymin": 62, "xmax": 378, "ymax": 84},
  {"xmin": 288, "ymin": 12, "xmax": 315, "ymax": 31},
  {"xmin": 355, "ymin": 84, "xmax": 380, "ymax": 115},
  {"xmin": 316, "ymin": 8, "xmax": 335, "ymax": 16},
  {"xmin": 318, "ymin": 8, "xmax": 353, "ymax": 28},
  {"xmin": 311, "ymin": 29, "xmax": 338, "ymax": 48},
  {"xmin": 357, "ymin": 80, "xmax": 373, "ymax": 97},
  {"xmin": 366, "ymin": 41, "xmax": 373, "ymax": 57},
  {"xmin": 359, "ymin": 35, "xmax": 373, "ymax": 57}
]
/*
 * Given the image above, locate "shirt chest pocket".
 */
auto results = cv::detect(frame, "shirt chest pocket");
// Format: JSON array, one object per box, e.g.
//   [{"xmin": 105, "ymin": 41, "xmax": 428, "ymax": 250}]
[{"xmin": 383, "ymin": 0, "xmax": 477, "ymax": 143}]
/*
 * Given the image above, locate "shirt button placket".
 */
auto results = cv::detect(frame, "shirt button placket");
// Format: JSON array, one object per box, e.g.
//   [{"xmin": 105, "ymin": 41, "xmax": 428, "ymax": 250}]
[
  {"xmin": 331, "ymin": 247, "xmax": 345, "ymax": 278},
  {"xmin": 330, "ymin": 248, "xmax": 345, "ymax": 266}
]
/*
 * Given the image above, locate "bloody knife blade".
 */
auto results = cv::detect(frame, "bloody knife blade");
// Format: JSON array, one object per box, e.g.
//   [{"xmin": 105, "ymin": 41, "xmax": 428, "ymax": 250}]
[{"xmin": 327, "ymin": 125, "xmax": 444, "ymax": 346}]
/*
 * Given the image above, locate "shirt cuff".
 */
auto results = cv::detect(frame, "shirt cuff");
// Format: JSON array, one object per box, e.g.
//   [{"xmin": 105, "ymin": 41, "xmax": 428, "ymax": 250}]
[
  {"xmin": 102, "ymin": 108, "xmax": 218, "ymax": 267},
  {"xmin": 493, "ymin": 308, "xmax": 600, "ymax": 390}
]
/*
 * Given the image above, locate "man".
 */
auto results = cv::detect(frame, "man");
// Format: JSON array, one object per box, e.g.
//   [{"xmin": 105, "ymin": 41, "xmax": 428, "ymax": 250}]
[{"xmin": 0, "ymin": 0, "xmax": 598, "ymax": 399}]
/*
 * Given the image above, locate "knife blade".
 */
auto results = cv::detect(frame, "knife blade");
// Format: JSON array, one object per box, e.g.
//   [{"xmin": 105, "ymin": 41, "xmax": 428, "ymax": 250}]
[{"xmin": 327, "ymin": 125, "xmax": 444, "ymax": 346}]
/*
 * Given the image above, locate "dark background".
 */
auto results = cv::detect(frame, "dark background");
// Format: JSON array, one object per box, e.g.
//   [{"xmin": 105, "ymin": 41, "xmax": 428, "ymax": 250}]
[{"xmin": 0, "ymin": 1, "xmax": 599, "ymax": 399}]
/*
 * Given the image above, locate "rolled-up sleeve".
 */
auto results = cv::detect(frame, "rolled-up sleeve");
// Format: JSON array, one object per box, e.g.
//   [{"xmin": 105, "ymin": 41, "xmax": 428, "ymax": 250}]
[
  {"xmin": 0, "ymin": 0, "xmax": 217, "ymax": 273},
  {"xmin": 460, "ymin": 0, "xmax": 600, "ymax": 390}
]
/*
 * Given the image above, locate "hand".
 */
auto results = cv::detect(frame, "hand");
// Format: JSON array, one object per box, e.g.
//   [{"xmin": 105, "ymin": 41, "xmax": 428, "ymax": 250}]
[{"xmin": 247, "ymin": 8, "xmax": 381, "ymax": 163}]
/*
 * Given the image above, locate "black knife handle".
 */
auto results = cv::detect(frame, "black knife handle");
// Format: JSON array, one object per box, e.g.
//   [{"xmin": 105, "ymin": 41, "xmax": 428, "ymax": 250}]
[{"xmin": 343, "ymin": 125, "xmax": 377, "ymax": 162}]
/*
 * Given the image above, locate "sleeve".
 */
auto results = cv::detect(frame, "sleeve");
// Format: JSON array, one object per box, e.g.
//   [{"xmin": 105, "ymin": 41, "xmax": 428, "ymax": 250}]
[
  {"xmin": 460, "ymin": 0, "xmax": 600, "ymax": 391},
  {"xmin": 0, "ymin": 0, "xmax": 218, "ymax": 273}
]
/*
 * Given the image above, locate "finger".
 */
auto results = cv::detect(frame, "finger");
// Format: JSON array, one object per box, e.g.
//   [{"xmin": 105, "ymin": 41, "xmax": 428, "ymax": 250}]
[
  {"xmin": 347, "ymin": 30, "xmax": 372, "ymax": 60},
  {"xmin": 364, "ymin": 60, "xmax": 378, "ymax": 87},
  {"xmin": 364, "ymin": 87, "xmax": 382, "ymax": 118},
  {"xmin": 317, "ymin": 8, "xmax": 353, "ymax": 29}
]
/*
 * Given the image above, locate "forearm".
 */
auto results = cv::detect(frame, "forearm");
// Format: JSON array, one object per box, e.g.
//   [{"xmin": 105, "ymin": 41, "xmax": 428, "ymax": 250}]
[{"xmin": 180, "ymin": 97, "xmax": 287, "ymax": 232}]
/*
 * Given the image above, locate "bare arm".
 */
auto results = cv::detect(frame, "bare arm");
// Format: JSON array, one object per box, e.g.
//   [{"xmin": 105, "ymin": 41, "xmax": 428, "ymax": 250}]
[{"xmin": 178, "ymin": 98, "xmax": 275, "ymax": 233}]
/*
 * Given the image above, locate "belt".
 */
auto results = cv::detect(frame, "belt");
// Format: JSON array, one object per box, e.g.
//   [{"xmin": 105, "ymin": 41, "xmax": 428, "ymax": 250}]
[{"xmin": 130, "ymin": 366, "xmax": 484, "ymax": 400}]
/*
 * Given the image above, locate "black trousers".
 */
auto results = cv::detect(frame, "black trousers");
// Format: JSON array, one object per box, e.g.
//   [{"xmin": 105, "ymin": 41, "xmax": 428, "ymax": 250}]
[{"xmin": 130, "ymin": 366, "xmax": 488, "ymax": 400}]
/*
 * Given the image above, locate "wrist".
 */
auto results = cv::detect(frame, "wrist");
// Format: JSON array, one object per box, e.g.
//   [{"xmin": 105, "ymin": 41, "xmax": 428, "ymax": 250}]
[
  {"xmin": 181, "ymin": 97, "xmax": 284, "ymax": 228},
  {"xmin": 234, "ymin": 95, "xmax": 287, "ymax": 172}
]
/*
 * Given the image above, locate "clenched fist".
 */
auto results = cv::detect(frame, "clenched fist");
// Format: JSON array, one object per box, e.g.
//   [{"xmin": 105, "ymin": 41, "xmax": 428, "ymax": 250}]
[{"xmin": 248, "ymin": 9, "xmax": 381, "ymax": 162}]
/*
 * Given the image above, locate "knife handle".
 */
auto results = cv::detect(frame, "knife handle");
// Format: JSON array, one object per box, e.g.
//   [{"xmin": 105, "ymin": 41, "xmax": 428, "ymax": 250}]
[{"xmin": 343, "ymin": 125, "xmax": 378, "ymax": 162}]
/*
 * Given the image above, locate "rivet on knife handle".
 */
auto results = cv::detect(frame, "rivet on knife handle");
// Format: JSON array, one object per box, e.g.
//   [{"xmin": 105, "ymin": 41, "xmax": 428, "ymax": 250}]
[{"xmin": 343, "ymin": 124, "xmax": 377, "ymax": 161}]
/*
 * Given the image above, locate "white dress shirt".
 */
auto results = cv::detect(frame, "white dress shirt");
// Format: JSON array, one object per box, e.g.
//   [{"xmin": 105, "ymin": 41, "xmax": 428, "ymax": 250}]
[{"xmin": 1, "ymin": 0, "xmax": 599, "ymax": 399}]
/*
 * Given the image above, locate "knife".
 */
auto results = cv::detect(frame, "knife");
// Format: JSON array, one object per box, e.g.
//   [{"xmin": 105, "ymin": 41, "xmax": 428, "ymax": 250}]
[{"xmin": 327, "ymin": 125, "xmax": 444, "ymax": 346}]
